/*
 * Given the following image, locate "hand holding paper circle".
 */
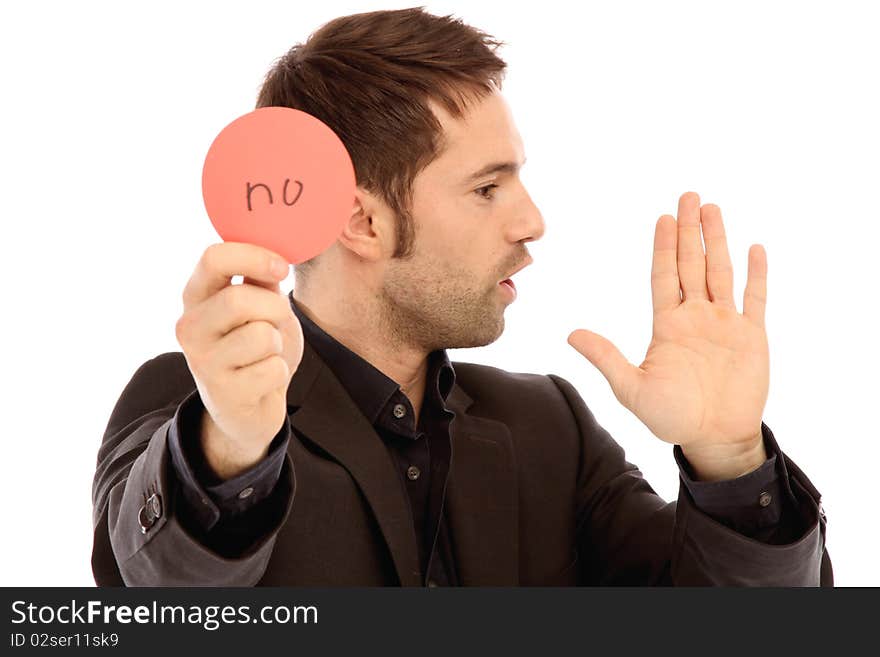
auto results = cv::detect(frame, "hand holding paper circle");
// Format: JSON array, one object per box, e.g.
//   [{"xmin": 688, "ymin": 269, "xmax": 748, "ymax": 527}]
[
  {"xmin": 202, "ymin": 107, "xmax": 357, "ymax": 264},
  {"xmin": 187, "ymin": 106, "xmax": 355, "ymax": 479},
  {"xmin": 567, "ymin": 192, "xmax": 771, "ymax": 482}
]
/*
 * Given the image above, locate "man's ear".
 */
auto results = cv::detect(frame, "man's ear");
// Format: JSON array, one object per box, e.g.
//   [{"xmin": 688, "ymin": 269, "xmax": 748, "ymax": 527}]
[{"xmin": 337, "ymin": 186, "xmax": 395, "ymax": 264}]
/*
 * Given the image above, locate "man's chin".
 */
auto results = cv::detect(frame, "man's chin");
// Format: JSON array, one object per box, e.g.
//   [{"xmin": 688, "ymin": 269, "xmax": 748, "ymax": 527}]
[{"xmin": 451, "ymin": 315, "xmax": 505, "ymax": 350}]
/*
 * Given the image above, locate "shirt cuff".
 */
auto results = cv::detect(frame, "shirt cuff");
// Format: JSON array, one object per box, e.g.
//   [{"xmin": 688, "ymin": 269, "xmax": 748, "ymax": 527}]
[
  {"xmin": 167, "ymin": 389, "xmax": 291, "ymax": 532},
  {"xmin": 673, "ymin": 422, "xmax": 787, "ymax": 537}
]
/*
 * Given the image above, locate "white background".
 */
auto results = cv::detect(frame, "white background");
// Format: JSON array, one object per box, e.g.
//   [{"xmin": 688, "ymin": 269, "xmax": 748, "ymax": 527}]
[{"xmin": 2, "ymin": 0, "xmax": 877, "ymax": 586}]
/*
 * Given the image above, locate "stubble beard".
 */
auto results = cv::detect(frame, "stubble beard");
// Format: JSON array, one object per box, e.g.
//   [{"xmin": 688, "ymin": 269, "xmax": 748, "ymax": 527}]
[{"xmin": 377, "ymin": 266, "xmax": 505, "ymax": 353}]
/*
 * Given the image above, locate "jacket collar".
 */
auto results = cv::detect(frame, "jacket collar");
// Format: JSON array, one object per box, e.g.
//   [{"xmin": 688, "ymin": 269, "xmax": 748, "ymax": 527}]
[{"xmin": 288, "ymin": 291, "xmax": 455, "ymax": 427}]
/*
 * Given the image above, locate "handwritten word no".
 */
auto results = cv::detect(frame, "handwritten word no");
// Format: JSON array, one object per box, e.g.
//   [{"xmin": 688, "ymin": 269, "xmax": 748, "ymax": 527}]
[{"xmin": 246, "ymin": 179, "xmax": 304, "ymax": 211}]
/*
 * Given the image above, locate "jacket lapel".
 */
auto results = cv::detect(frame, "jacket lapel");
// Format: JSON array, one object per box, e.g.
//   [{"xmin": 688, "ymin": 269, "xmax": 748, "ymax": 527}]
[
  {"xmin": 286, "ymin": 339, "xmax": 520, "ymax": 586},
  {"xmin": 445, "ymin": 384, "xmax": 520, "ymax": 585},
  {"xmin": 286, "ymin": 340, "xmax": 422, "ymax": 586}
]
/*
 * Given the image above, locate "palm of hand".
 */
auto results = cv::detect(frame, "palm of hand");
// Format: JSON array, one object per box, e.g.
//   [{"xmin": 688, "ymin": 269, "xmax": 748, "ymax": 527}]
[{"xmin": 633, "ymin": 299, "xmax": 768, "ymax": 449}]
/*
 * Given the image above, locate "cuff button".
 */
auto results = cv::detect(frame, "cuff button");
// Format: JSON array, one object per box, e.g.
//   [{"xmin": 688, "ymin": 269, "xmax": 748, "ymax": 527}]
[{"xmin": 138, "ymin": 493, "xmax": 163, "ymax": 534}]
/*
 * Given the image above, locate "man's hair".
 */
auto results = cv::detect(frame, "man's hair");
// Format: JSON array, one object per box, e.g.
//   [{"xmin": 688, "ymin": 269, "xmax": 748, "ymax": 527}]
[{"xmin": 256, "ymin": 6, "xmax": 507, "ymax": 278}]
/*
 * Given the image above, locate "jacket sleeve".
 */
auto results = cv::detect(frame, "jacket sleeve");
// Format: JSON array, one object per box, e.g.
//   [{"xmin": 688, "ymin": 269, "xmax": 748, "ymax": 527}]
[
  {"xmin": 672, "ymin": 424, "xmax": 810, "ymax": 545},
  {"xmin": 548, "ymin": 374, "xmax": 832, "ymax": 587},
  {"xmin": 91, "ymin": 352, "xmax": 295, "ymax": 586},
  {"xmin": 167, "ymin": 388, "xmax": 291, "ymax": 552}
]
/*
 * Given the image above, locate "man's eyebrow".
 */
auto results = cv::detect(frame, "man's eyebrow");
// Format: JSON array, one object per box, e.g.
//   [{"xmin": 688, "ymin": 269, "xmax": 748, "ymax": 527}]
[{"xmin": 462, "ymin": 157, "xmax": 527, "ymax": 184}]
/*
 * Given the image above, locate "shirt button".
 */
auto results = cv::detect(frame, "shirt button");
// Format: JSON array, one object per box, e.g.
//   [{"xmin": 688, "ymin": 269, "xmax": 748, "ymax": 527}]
[
  {"xmin": 406, "ymin": 466, "xmax": 421, "ymax": 481},
  {"xmin": 758, "ymin": 491, "xmax": 772, "ymax": 507},
  {"xmin": 238, "ymin": 487, "xmax": 254, "ymax": 500},
  {"xmin": 393, "ymin": 403, "xmax": 407, "ymax": 419}
]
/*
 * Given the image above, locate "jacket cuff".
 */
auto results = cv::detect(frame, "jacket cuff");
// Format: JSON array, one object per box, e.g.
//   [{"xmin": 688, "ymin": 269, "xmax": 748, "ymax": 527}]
[
  {"xmin": 106, "ymin": 416, "xmax": 295, "ymax": 585},
  {"xmin": 671, "ymin": 424, "xmax": 828, "ymax": 585},
  {"xmin": 672, "ymin": 471, "xmax": 825, "ymax": 585}
]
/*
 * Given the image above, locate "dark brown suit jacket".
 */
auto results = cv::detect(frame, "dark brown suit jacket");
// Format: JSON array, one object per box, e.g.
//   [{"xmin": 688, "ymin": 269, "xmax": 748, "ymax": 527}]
[{"xmin": 92, "ymin": 338, "xmax": 832, "ymax": 586}]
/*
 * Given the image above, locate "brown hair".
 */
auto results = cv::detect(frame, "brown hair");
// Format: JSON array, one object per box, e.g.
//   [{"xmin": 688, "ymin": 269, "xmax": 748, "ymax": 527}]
[{"xmin": 255, "ymin": 6, "xmax": 507, "ymax": 276}]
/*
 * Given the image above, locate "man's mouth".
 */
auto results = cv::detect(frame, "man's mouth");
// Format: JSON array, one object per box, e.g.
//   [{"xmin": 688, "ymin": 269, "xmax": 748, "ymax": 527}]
[
  {"xmin": 499, "ymin": 258, "xmax": 532, "ymax": 282},
  {"xmin": 499, "ymin": 278, "xmax": 516, "ymax": 301},
  {"xmin": 497, "ymin": 257, "xmax": 532, "ymax": 296}
]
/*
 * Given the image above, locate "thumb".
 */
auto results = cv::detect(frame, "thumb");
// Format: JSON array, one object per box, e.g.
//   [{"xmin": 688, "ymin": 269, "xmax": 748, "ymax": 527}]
[{"xmin": 567, "ymin": 329, "xmax": 641, "ymax": 408}]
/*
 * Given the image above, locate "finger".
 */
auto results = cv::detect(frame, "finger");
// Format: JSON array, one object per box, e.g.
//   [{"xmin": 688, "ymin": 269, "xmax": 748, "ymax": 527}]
[
  {"xmin": 567, "ymin": 329, "xmax": 642, "ymax": 409},
  {"xmin": 183, "ymin": 242, "xmax": 289, "ymax": 309},
  {"xmin": 676, "ymin": 192, "xmax": 709, "ymax": 301},
  {"xmin": 242, "ymin": 275, "xmax": 282, "ymax": 294},
  {"xmin": 226, "ymin": 354, "xmax": 291, "ymax": 405},
  {"xmin": 651, "ymin": 214, "xmax": 681, "ymax": 315},
  {"xmin": 196, "ymin": 283, "xmax": 295, "ymax": 340},
  {"xmin": 213, "ymin": 320, "xmax": 284, "ymax": 370},
  {"xmin": 700, "ymin": 203, "xmax": 736, "ymax": 309},
  {"xmin": 743, "ymin": 244, "xmax": 768, "ymax": 328}
]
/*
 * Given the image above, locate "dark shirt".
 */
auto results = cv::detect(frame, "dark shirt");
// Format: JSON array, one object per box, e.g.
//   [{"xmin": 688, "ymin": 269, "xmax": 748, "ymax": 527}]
[{"xmin": 166, "ymin": 291, "xmax": 804, "ymax": 584}]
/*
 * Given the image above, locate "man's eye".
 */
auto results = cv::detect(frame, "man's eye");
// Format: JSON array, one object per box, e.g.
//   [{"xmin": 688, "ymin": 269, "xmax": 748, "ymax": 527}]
[{"xmin": 475, "ymin": 184, "xmax": 499, "ymax": 200}]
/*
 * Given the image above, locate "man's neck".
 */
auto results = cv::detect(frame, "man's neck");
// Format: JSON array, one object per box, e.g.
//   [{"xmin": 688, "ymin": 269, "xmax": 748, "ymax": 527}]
[{"xmin": 292, "ymin": 291, "xmax": 430, "ymax": 422}]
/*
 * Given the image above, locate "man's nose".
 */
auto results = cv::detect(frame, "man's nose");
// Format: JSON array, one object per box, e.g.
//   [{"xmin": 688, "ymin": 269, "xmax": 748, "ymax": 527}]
[{"xmin": 509, "ymin": 187, "xmax": 545, "ymax": 244}]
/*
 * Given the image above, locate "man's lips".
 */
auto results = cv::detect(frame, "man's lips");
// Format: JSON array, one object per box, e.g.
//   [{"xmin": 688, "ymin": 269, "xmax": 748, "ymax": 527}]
[
  {"xmin": 498, "ymin": 258, "xmax": 533, "ymax": 285},
  {"xmin": 498, "ymin": 278, "xmax": 517, "ymax": 301}
]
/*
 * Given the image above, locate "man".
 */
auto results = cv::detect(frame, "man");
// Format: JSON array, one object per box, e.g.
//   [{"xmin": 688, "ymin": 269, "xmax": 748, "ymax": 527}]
[{"xmin": 91, "ymin": 7, "xmax": 831, "ymax": 586}]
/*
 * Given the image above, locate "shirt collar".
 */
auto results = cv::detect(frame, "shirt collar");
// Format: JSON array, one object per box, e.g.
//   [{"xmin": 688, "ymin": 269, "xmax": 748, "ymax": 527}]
[{"xmin": 288, "ymin": 291, "xmax": 456, "ymax": 425}]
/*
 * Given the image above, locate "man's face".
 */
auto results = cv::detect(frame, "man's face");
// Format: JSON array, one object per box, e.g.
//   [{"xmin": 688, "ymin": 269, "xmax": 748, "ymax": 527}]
[{"xmin": 378, "ymin": 89, "xmax": 545, "ymax": 352}]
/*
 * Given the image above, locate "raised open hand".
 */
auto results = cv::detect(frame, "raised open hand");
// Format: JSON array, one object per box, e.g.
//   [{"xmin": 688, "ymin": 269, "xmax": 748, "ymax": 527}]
[{"xmin": 568, "ymin": 192, "xmax": 769, "ymax": 480}]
